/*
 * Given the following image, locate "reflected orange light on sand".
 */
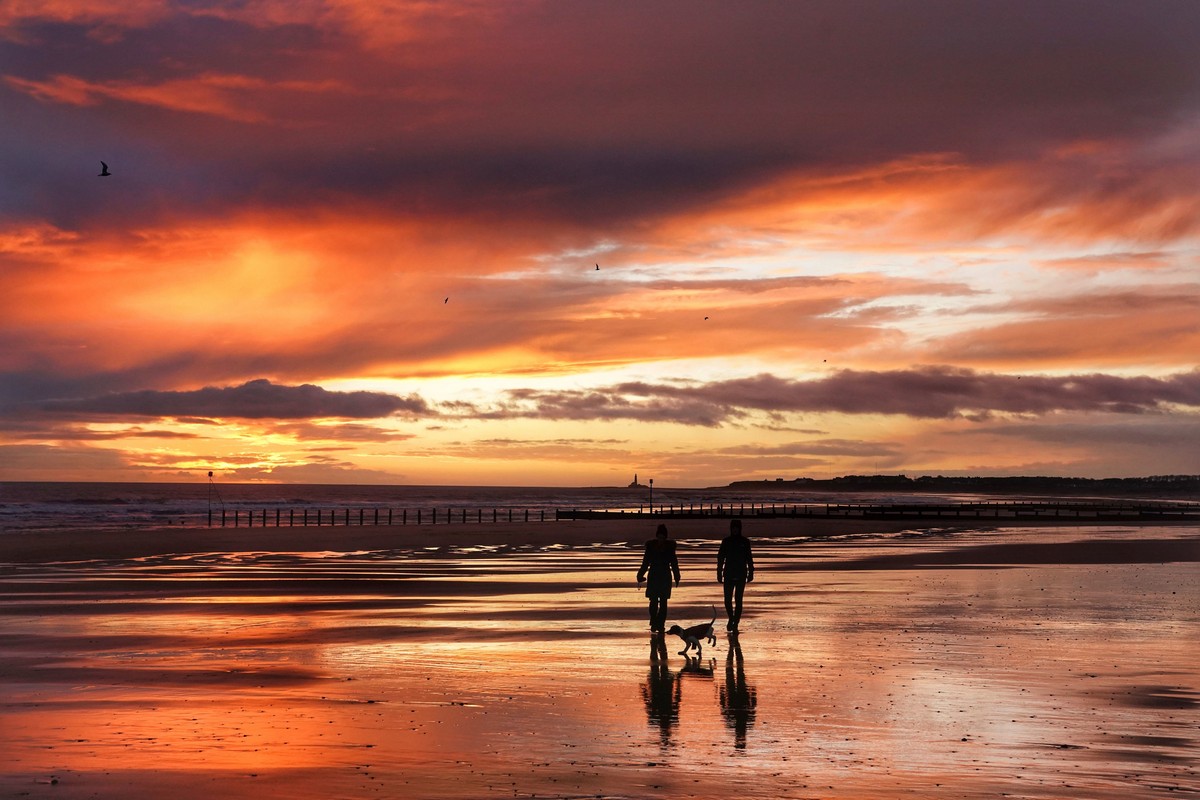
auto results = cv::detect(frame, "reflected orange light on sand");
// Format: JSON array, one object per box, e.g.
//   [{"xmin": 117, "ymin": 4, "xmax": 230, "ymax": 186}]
[{"xmin": 3, "ymin": 530, "xmax": 1199, "ymax": 797}]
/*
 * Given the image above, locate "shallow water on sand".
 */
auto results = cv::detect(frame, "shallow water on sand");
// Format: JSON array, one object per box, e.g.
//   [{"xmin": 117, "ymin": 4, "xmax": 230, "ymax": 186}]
[{"xmin": 1, "ymin": 527, "xmax": 1198, "ymax": 798}]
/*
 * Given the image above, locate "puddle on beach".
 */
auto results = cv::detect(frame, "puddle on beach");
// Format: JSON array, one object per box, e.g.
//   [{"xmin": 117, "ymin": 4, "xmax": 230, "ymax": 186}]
[{"xmin": 1, "ymin": 527, "xmax": 1197, "ymax": 798}]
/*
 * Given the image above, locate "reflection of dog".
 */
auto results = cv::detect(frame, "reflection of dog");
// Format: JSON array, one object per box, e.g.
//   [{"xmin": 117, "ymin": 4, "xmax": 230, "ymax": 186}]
[
  {"xmin": 679, "ymin": 656, "xmax": 715, "ymax": 678},
  {"xmin": 667, "ymin": 607, "xmax": 718, "ymax": 657}
]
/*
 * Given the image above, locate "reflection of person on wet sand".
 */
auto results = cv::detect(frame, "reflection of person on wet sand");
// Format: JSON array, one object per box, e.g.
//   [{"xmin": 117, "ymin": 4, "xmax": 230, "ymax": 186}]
[
  {"xmin": 641, "ymin": 635, "xmax": 680, "ymax": 746},
  {"xmin": 719, "ymin": 637, "xmax": 757, "ymax": 749},
  {"xmin": 637, "ymin": 524, "xmax": 680, "ymax": 633}
]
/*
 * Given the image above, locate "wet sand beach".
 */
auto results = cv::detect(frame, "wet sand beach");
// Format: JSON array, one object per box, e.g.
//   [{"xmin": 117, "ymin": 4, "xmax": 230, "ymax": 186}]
[{"xmin": 2, "ymin": 519, "xmax": 1198, "ymax": 798}]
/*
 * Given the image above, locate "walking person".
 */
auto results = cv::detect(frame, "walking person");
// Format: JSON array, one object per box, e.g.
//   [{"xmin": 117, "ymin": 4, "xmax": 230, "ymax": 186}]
[
  {"xmin": 717, "ymin": 518, "xmax": 754, "ymax": 632},
  {"xmin": 637, "ymin": 523, "xmax": 680, "ymax": 633}
]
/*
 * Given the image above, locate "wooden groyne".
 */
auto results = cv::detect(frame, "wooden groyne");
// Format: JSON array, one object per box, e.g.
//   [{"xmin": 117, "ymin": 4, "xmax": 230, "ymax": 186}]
[
  {"xmin": 208, "ymin": 506, "xmax": 557, "ymax": 528},
  {"xmin": 206, "ymin": 499, "xmax": 1200, "ymax": 527},
  {"xmin": 558, "ymin": 499, "xmax": 1200, "ymax": 523}
]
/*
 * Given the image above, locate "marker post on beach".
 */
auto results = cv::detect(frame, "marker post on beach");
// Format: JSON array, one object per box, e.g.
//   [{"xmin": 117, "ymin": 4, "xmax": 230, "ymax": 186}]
[{"xmin": 206, "ymin": 471, "xmax": 223, "ymax": 527}]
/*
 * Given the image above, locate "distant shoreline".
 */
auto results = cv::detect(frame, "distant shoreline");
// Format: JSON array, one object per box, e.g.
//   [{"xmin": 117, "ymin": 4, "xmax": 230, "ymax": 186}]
[
  {"xmin": 721, "ymin": 474, "xmax": 1200, "ymax": 499},
  {"xmin": 5, "ymin": 475, "xmax": 1200, "ymax": 497}
]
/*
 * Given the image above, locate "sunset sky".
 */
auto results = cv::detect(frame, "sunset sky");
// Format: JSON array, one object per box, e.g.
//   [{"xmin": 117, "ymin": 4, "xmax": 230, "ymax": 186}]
[{"xmin": 2, "ymin": 1, "xmax": 1199, "ymax": 486}]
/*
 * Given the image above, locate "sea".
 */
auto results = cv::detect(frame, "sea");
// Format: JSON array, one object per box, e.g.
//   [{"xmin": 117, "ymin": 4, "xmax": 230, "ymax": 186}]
[{"xmin": 0, "ymin": 481, "xmax": 1005, "ymax": 534}]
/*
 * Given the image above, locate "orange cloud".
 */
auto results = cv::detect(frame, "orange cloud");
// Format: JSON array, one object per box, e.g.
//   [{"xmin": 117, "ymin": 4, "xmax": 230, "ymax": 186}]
[
  {"xmin": 5, "ymin": 72, "xmax": 353, "ymax": 122},
  {"xmin": 675, "ymin": 146, "xmax": 1200, "ymax": 256},
  {"xmin": 931, "ymin": 289, "xmax": 1200, "ymax": 369},
  {"xmin": 1, "ymin": 204, "xmax": 977, "ymax": 390}
]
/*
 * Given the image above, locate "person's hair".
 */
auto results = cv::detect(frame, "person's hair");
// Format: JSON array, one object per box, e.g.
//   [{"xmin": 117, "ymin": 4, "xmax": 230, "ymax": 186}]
[
  {"xmin": 655, "ymin": 523, "xmax": 668, "ymax": 538},
  {"xmin": 730, "ymin": 518, "xmax": 742, "ymax": 533}
]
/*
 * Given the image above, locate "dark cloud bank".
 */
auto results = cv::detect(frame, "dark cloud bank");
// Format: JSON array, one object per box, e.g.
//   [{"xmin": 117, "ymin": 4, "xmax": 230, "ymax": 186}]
[
  {"xmin": 4, "ymin": 1, "xmax": 1199, "ymax": 228},
  {"xmin": 487, "ymin": 368, "xmax": 1200, "ymax": 425},
  {"xmin": 36, "ymin": 379, "xmax": 428, "ymax": 420},
  {"xmin": 28, "ymin": 369, "xmax": 1198, "ymax": 425}
]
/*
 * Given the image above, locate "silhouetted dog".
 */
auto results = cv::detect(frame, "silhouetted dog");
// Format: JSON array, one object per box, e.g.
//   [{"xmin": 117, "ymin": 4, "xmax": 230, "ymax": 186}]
[{"xmin": 666, "ymin": 607, "xmax": 718, "ymax": 657}]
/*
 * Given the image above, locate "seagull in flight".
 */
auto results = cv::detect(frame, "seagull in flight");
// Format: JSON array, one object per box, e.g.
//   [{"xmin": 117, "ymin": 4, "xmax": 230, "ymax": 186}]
[
  {"xmin": 444, "ymin": 297, "xmax": 449, "ymax": 304},
  {"xmin": 98, "ymin": 161, "xmax": 111, "ymax": 177}
]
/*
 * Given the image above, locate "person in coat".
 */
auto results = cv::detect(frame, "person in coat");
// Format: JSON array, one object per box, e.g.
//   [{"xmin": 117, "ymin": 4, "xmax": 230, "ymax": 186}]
[{"xmin": 637, "ymin": 523, "xmax": 681, "ymax": 633}]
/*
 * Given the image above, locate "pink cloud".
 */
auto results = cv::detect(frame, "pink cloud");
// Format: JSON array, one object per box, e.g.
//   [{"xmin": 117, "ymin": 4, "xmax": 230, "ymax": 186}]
[{"xmin": 5, "ymin": 72, "xmax": 352, "ymax": 122}]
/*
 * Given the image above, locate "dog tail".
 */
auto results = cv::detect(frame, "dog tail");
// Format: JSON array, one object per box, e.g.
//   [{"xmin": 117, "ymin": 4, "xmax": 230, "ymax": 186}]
[{"xmin": 710, "ymin": 604, "xmax": 717, "ymax": 625}]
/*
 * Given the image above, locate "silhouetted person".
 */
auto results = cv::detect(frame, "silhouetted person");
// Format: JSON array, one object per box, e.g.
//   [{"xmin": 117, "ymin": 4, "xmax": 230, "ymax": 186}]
[
  {"xmin": 641, "ymin": 635, "xmax": 680, "ymax": 746},
  {"xmin": 637, "ymin": 523, "xmax": 680, "ymax": 633},
  {"xmin": 717, "ymin": 518, "xmax": 754, "ymax": 631},
  {"xmin": 719, "ymin": 636, "xmax": 757, "ymax": 749}
]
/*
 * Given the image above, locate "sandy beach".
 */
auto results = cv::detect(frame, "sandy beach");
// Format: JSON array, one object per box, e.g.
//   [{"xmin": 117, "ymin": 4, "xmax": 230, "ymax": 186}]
[{"xmin": 2, "ymin": 518, "xmax": 1198, "ymax": 799}]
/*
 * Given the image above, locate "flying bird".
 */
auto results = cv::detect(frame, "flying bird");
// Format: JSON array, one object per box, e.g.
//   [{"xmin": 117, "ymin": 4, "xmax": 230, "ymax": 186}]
[
  {"xmin": 98, "ymin": 161, "xmax": 111, "ymax": 177},
  {"xmin": 595, "ymin": 263, "xmax": 600, "ymax": 270},
  {"xmin": 444, "ymin": 297, "xmax": 449, "ymax": 304}
]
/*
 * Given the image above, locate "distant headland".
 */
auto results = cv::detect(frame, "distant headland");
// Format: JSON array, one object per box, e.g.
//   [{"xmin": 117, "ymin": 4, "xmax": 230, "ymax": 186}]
[{"xmin": 722, "ymin": 474, "xmax": 1200, "ymax": 498}]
